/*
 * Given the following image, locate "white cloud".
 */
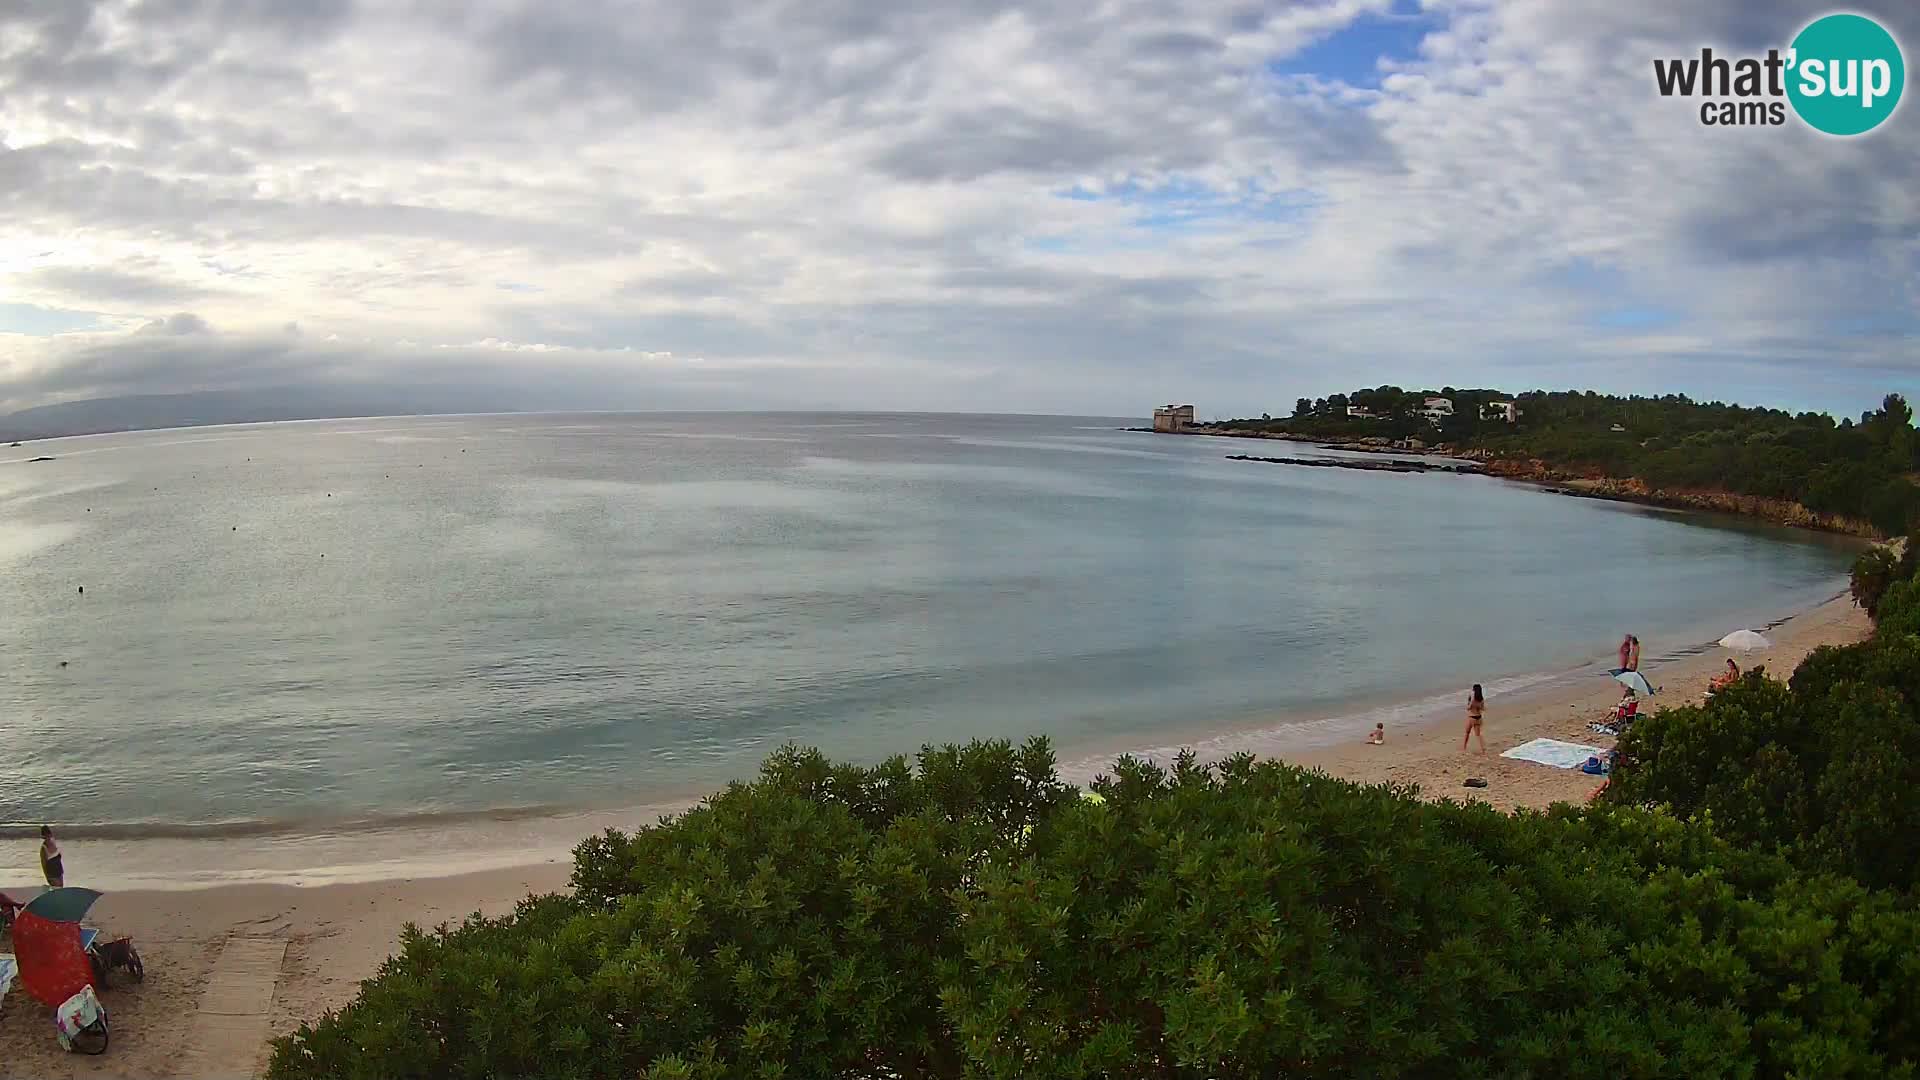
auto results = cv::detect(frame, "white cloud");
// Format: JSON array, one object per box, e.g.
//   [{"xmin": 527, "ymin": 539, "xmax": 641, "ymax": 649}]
[{"xmin": 0, "ymin": 0, "xmax": 1912, "ymax": 420}]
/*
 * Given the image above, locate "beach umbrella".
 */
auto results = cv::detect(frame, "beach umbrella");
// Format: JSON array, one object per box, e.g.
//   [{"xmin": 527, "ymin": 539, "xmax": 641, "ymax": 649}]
[
  {"xmin": 22, "ymin": 886, "xmax": 102, "ymax": 924},
  {"xmin": 13, "ymin": 887, "xmax": 103, "ymax": 1007},
  {"xmin": 1719, "ymin": 629, "xmax": 1772, "ymax": 651},
  {"xmin": 1613, "ymin": 670, "xmax": 1656, "ymax": 697}
]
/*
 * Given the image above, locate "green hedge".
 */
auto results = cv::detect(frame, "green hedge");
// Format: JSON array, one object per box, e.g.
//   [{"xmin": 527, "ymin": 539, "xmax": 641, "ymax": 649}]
[
  {"xmin": 269, "ymin": 743, "xmax": 1920, "ymax": 1079},
  {"xmin": 1609, "ymin": 540, "xmax": 1920, "ymax": 892}
]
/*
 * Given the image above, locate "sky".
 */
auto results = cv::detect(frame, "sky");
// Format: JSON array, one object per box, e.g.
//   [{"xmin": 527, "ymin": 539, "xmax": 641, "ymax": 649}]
[{"xmin": 0, "ymin": 0, "xmax": 1914, "ymax": 421}]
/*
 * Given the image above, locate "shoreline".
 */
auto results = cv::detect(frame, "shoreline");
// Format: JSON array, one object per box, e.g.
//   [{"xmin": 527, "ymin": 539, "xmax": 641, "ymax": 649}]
[
  {"xmin": 0, "ymin": 577, "xmax": 1855, "ymax": 892},
  {"xmin": 0, "ymin": 591, "xmax": 1871, "ymax": 1077}
]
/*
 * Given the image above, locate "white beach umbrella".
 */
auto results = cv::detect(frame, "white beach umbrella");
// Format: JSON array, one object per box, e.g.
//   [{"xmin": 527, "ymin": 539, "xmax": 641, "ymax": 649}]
[
  {"xmin": 1612, "ymin": 670, "xmax": 1657, "ymax": 697},
  {"xmin": 1718, "ymin": 629, "xmax": 1772, "ymax": 652}
]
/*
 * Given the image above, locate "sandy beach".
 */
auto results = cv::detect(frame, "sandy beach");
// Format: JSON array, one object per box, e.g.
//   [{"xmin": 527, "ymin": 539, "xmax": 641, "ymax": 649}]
[{"xmin": 0, "ymin": 591, "xmax": 1870, "ymax": 1078}]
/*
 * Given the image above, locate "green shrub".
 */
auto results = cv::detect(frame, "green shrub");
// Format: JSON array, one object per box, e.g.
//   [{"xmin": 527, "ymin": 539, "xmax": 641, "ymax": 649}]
[
  {"xmin": 1609, "ymin": 666, "xmax": 1920, "ymax": 892},
  {"xmin": 1612, "ymin": 537, "xmax": 1920, "ymax": 891},
  {"xmin": 1851, "ymin": 545, "xmax": 1905, "ymax": 618},
  {"xmin": 269, "ymin": 745, "xmax": 1920, "ymax": 1079}
]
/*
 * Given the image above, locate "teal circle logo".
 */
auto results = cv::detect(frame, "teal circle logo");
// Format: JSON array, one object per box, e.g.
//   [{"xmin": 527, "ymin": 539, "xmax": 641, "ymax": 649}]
[{"xmin": 1787, "ymin": 13, "xmax": 1904, "ymax": 135}]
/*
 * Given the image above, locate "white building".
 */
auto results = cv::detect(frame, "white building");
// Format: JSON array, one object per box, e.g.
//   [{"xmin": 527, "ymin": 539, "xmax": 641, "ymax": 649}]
[
  {"xmin": 1480, "ymin": 400, "xmax": 1520, "ymax": 423},
  {"xmin": 1346, "ymin": 405, "xmax": 1378, "ymax": 419},
  {"xmin": 1419, "ymin": 397, "xmax": 1454, "ymax": 424}
]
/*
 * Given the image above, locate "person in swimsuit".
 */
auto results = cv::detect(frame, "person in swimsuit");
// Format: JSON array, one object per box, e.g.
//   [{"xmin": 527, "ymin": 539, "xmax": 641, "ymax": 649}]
[
  {"xmin": 40, "ymin": 825, "xmax": 63, "ymax": 888},
  {"xmin": 1617, "ymin": 634, "xmax": 1633, "ymax": 673},
  {"xmin": 1626, "ymin": 636, "xmax": 1641, "ymax": 672},
  {"xmin": 1366, "ymin": 722, "xmax": 1385, "ymax": 745},
  {"xmin": 1462, "ymin": 684, "xmax": 1486, "ymax": 753}
]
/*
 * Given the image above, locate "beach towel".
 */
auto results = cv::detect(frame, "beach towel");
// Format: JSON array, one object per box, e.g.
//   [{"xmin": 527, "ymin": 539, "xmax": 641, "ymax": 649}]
[
  {"xmin": 1501, "ymin": 737, "xmax": 1612, "ymax": 770},
  {"xmin": 0, "ymin": 955, "xmax": 15, "ymax": 1001}
]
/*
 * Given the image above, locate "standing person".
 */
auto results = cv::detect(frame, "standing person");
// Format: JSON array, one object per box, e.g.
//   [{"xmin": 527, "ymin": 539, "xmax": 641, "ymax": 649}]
[
  {"xmin": 1462, "ymin": 684, "xmax": 1486, "ymax": 753},
  {"xmin": 1626, "ymin": 636, "xmax": 1641, "ymax": 672},
  {"xmin": 40, "ymin": 825, "xmax": 63, "ymax": 888},
  {"xmin": 1617, "ymin": 634, "xmax": 1633, "ymax": 673}
]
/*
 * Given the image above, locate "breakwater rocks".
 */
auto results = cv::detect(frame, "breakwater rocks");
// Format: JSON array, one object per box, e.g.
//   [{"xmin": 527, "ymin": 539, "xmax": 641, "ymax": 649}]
[{"xmin": 1225, "ymin": 454, "xmax": 1477, "ymax": 475}]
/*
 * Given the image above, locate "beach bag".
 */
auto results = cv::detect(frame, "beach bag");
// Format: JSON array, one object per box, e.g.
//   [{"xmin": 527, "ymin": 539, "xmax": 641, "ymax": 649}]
[
  {"xmin": 54, "ymin": 985, "xmax": 108, "ymax": 1054},
  {"xmin": 1581, "ymin": 756, "xmax": 1605, "ymax": 775}
]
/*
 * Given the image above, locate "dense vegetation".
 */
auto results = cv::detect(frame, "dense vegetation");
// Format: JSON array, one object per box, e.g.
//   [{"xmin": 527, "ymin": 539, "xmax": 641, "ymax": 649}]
[
  {"xmin": 1224, "ymin": 389, "xmax": 1920, "ymax": 536},
  {"xmin": 272, "ymin": 662, "xmax": 1920, "ymax": 1078},
  {"xmin": 1607, "ymin": 532, "xmax": 1920, "ymax": 891}
]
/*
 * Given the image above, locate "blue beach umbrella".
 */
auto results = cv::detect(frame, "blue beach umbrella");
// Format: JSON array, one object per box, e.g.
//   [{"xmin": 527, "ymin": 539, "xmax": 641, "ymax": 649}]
[
  {"xmin": 1612, "ymin": 670, "xmax": 1656, "ymax": 697},
  {"xmin": 23, "ymin": 886, "xmax": 103, "ymax": 924}
]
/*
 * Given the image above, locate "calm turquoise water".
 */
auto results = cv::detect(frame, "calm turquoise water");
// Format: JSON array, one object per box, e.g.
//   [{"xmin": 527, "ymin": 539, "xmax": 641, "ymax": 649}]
[{"xmin": 0, "ymin": 413, "xmax": 1857, "ymax": 831}]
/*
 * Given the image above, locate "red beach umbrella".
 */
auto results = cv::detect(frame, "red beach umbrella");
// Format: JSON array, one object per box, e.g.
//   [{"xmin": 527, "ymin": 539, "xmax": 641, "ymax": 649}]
[{"xmin": 12, "ymin": 887, "xmax": 103, "ymax": 1007}]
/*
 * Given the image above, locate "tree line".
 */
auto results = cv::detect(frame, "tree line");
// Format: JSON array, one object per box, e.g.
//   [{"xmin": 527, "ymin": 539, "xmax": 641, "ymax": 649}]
[{"xmin": 1221, "ymin": 388, "xmax": 1920, "ymax": 537}]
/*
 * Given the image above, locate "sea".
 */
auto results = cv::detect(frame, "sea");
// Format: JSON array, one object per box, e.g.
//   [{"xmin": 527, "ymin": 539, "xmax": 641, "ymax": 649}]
[{"xmin": 0, "ymin": 412, "xmax": 1860, "ymax": 882}]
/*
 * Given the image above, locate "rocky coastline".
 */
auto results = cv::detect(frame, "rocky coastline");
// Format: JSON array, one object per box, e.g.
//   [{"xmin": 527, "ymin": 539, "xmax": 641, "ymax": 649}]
[{"xmin": 1127, "ymin": 425, "xmax": 1881, "ymax": 539}]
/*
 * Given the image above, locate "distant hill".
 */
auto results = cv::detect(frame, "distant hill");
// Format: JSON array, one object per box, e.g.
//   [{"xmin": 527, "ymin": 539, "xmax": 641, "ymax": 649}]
[{"xmin": 0, "ymin": 386, "xmax": 529, "ymax": 442}]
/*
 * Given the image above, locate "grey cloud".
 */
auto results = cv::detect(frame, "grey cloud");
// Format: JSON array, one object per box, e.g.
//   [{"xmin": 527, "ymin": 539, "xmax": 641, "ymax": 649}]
[
  {"xmin": 0, "ymin": 0, "xmax": 1913, "ymax": 423},
  {"xmin": 28, "ymin": 266, "xmax": 220, "ymax": 305},
  {"xmin": 123, "ymin": 0, "xmax": 358, "ymax": 38},
  {"xmin": 145, "ymin": 312, "xmax": 212, "ymax": 335},
  {"xmin": 872, "ymin": 109, "xmax": 1137, "ymax": 182}
]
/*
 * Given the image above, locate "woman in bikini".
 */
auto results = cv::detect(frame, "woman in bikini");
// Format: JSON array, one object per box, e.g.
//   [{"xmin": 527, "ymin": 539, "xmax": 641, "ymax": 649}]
[
  {"xmin": 1462, "ymin": 684, "xmax": 1486, "ymax": 753},
  {"xmin": 40, "ymin": 825, "xmax": 63, "ymax": 888}
]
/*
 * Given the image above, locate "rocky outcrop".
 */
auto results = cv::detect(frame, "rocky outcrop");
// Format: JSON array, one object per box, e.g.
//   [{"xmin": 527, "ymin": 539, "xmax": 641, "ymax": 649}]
[{"xmin": 1543, "ymin": 478, "xmax": 1877, "ymax": 536}]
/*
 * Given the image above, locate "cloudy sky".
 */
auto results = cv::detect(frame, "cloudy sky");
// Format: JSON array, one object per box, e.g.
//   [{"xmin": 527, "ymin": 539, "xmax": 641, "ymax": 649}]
[{"xmin": 0, "ymin": 0, "xmax": 1914, "ymax": 420}]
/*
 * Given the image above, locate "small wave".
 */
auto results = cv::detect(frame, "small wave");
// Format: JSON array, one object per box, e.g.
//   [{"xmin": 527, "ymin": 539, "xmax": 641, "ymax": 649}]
[{"xmin": 0, "ymin": 801, "xmax": 584, "ymax": 841}]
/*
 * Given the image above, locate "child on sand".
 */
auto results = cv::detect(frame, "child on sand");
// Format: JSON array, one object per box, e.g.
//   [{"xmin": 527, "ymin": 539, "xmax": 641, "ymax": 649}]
[
  {"xmin": 1366, "ymin": 723, "xmax": 1384, "ymax": 745},
  {"xmin": 1462, "ymin": 684, "xmax": 1486, "ymax": 753}
]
